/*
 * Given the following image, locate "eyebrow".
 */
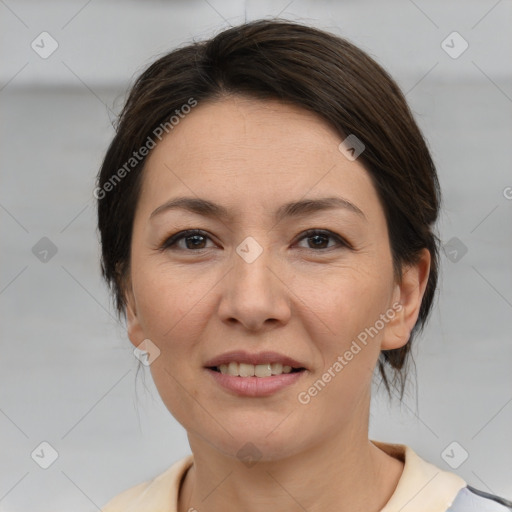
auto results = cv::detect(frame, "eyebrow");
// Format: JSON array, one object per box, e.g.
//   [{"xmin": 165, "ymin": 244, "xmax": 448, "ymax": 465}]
[{"xmin": 149, "ymin": 196, "xmax": 366, "ymax": 222}]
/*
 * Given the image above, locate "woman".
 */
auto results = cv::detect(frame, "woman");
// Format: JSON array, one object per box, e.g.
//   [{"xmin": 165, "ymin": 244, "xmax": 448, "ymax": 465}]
[{"xmin": 97, "ymin": 19, "xmax": 512, "ymax": 512}]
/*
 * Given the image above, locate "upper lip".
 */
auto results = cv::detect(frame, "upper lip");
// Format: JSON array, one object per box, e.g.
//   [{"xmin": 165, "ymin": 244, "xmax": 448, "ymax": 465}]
[{"xmin": 204, "ymin": 350, "xmax": 306, "ymax": 369}]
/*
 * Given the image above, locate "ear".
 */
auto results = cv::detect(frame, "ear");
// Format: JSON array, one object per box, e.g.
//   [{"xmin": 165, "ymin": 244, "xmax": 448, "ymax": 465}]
[
  {"xmin": 124, "ymin": 280, "xmax": 145, "ymax": 349},
  {"xmin": 381, "ymin": 248, "xmax": 431, "ymax": 350}
]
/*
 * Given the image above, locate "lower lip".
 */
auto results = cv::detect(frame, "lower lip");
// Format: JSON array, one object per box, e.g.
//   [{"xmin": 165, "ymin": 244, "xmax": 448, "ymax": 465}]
[{"xmin": 205, "ymin": 368, "xmax": 306, "ymax": 397}]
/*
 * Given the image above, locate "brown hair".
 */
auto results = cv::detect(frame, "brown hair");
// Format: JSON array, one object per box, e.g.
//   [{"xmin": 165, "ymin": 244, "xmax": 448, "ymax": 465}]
[{"xmin": 96, "ymin": 19, "xmax": 441, "ymax": 399}]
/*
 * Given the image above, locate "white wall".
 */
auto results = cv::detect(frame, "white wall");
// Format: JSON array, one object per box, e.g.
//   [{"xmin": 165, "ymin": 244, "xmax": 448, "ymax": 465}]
[{"xmin": 1, "ymin": 0, "xmax": 511, "ymax": 87}]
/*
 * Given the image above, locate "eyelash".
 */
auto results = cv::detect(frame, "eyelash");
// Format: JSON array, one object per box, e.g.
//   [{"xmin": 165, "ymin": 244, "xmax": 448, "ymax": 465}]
[{"xmin": 158, "ymin": 229, "xmax": 351, "ymax": 252}]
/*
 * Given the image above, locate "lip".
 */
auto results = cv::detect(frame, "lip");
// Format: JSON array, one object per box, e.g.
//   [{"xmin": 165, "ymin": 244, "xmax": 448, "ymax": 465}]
[
  {"xmin": 205, "ymin": 367, "xmax": 307, "ymax": 397},
  {"xmin": 203, "ymin": 350, "xmax": 307, "ymax": 369}
]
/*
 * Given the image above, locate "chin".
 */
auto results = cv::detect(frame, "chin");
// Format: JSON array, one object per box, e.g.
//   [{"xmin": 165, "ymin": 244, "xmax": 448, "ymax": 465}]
[{"xmin": 202, "ymin": 422, "xmax": 308, "ymax": 464}]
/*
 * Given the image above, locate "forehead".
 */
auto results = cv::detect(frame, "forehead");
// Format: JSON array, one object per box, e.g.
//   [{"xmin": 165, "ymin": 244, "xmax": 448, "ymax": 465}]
[
  {"xmin": 136, "ymin": 95, "xmax": 381, "ymax": 222},
  {"xmin": 152, "ymin": 95, "xmax": 341, "ymax": 164}
]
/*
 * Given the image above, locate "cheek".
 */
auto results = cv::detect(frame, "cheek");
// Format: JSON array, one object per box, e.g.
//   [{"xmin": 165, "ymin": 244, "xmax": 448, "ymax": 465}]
[
  {"xmin": 308, "ymin": 263, "xmax": 393, "ymax": 334},
  {"xmin": 133, "ymin": 264, "xmax": 213, "ymax": 429},
  {"xmin": 300, "ymin": 261, "xmax": 394, "ymax": 384},
  {"xmin": 295, "ymin": 279, "xmax": 390, "ymax": 422},
  {"xmin": 134, "ymin": 262, "xmax": 213, "ymax": 339}
]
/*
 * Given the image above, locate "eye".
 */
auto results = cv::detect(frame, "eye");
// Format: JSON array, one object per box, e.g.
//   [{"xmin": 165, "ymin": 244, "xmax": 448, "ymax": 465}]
[
  {"xmin": 159, "ymin": 229, "xmax": 216, "ymax": 251},
  {"xmin": 295, "ymin": 229, "xmax": 349, "ymax": 250},
  {"xmin": 158, "ymin": 228, "xmax": 350, "ymax": 253}
]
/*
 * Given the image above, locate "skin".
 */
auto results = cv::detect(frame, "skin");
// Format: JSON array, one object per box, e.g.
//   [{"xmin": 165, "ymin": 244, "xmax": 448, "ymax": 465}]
[{"xmin": 123, "ymin": 95, "xmax": 431, "ymax": 512}]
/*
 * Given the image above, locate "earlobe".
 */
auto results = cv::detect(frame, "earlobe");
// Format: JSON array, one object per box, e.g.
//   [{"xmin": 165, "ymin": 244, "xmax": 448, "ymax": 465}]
[{"xmin": 381, "ymin": 249, "xmax": 431, "ymax": 350}]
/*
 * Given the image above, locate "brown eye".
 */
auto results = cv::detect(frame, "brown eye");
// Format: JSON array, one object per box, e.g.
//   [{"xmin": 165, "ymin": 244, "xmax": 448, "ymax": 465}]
[
  {"xmin": 295, "ymin": 229, "xmax": 349, "ymax": 250},
  {"xmin": 160, "ymin": 230, "xmax": 215, "ymax": 251}
]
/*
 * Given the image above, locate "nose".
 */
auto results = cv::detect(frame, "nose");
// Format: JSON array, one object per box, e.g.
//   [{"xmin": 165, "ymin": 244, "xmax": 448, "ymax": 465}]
[{"xmin": 217, "ymin": 238, "xmax": 292, "ymax": 332}]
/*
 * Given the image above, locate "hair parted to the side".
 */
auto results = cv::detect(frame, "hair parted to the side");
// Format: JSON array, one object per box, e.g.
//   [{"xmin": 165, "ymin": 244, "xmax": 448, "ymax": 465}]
[{"xmin": 96, "ymin": 18, "xmax": 441, "ymax": 400}]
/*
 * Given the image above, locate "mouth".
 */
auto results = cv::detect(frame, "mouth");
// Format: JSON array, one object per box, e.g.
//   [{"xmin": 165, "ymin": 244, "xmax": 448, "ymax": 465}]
[
  {"xmin": 203, "ymin": 350, "xmax": 308, "ymax": 376},
  {"xmin": 203, "ymin": 350, "xmax": 308, "ymax": 397},
  {"xmin": 207, "ymin": 362, "xmax": 306, "ymax": 378}
]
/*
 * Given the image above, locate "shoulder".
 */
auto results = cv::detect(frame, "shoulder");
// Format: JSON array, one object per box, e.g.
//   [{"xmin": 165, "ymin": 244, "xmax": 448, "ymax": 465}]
[
  {"xmin": 373, "ymin": 440, "xmax": 512, "ymax": 512},
  {"xmin": 101, "ymin": 479, "xmax": 151, "ymax": 512},
  {"xmin": 448, "ymin": 485, "xmax": 512, "ymax": 511},
  {"xmin": 101, "ymin": 454, "xmax": 194, "ymax": 512}
]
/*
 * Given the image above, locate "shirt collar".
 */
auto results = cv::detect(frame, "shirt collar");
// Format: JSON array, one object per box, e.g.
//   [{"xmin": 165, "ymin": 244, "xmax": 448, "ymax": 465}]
[
  {"xmin": 103, "ymin": 441, "xmax": 467, "ymax": 511},
  {"xmin": 373, "ymin": 440, "xmax": 467, "ymax": 512}
]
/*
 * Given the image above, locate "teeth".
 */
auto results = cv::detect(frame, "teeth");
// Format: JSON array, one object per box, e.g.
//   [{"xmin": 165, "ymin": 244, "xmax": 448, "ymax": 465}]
[
  {"xmin": 239, "ymin": 363, "xmax": 254, "ymax": 377},
  {"xmin": 228, "ymin": 362, "xmax": 238, "ymax": 376},
  {"xmin": 271, "ymin": 363, "xmax": 283, "ymax": 375},
  {"xmin": 255, "ymin": 363, "xmax": 272, "ymax": 377},
  {"xmin": 216, "ymin": 362, "xmax": 299, "ymax": 377}
]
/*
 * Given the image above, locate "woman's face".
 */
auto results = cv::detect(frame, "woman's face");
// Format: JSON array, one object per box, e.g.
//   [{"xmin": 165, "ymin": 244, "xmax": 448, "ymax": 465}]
[{"xmin": 124, "ymin": 95, "xmax": 428, "ymax": 461}]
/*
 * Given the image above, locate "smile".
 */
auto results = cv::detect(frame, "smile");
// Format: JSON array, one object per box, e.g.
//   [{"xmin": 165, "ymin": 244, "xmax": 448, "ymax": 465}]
[{"xmin": 211, "ymin": 362, "xmax": 304, "ymax": 377}]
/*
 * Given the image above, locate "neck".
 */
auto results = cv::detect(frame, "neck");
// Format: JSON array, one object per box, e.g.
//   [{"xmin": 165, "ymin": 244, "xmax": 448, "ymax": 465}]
[{"xmin": 178, "ymin": 424, "xmax": 403, "ymax": 512}]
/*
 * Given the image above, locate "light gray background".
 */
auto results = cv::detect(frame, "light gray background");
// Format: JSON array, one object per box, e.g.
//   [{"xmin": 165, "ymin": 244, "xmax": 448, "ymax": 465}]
[{"xmin": 1, "ymin": 1, "xmax": 511, "ymax": 511}]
